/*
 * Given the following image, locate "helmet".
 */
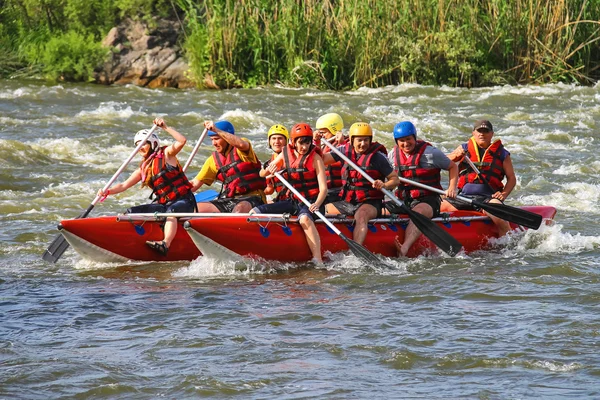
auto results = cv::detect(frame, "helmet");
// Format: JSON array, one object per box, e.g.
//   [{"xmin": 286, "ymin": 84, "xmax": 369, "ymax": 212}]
[
  {"xmin": 208, "ymin": 120, "xmax": 235, "ymax": 137},
  {"xmin": 267, "ymin": 124, "xmax": 289, "ymax": 141},
  {"xmin": 348, "ymin": 122, "xmax": 373, "ymax": 143},
  {"xmin": 316, "ymin": 113, "xmax": 343, "ymax": 135},
  {"xmin": 134, "ymin": 129, "xmax": 160, "ymax": 150},
  {"xmin": 290, "ymin": 123, "xmax": 313, "ymax": 143},
  {"xmin": 393, "ymin": 121, "xmax": 417, "ymax": 140}
]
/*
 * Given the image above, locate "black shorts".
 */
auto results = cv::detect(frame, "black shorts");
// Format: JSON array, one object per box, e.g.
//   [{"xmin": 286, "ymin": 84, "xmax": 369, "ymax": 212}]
[
  {"xmin": 444, "ymin": 195, "xmax": 490, "ymax": 211},
  {"xmin": 407, "ymin": 195, "xmax": 442, "ymax": 218},
  {"xmin": 324, "ymin": 189, "xmax": 342, "ymax": 205},
  {"xmin": 210, "ymin": 195, "xmax": 264, "ymax": 213},
  {"xmin": 330, "ymin": 199, "xmax": 384, "ymax": 217},
  {"xmin": 126, "ymin": 192, "xmax": 196, "ymax": 214}
]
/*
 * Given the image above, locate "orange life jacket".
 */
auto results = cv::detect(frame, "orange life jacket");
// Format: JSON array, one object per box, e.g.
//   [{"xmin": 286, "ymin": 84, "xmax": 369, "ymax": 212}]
[
  {"xmin": 339, "ymin": 142, "xmax": 388, "ymax": 203},
  {"xmin": 394, "ymin": 140, "xmax": 442, "ymax": 200},
  {"xmin": 458, "ymin": 138, "xmax": 505, "ymax": 192},
  {"xmin": 282, "ymin": 143, "xmax": 322, "ymax": 202},
  {"xmin": 147, "ymin": 147, "xmax": 193, "ymax": 204},
  {"xmin": 213, "ymin": 146, "xmax": 266, "ymax": 198}
]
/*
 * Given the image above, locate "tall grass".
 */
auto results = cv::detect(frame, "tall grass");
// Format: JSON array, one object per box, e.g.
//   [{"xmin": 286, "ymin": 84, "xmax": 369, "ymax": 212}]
[{"xmin": 180, "ymin": 0, "xmax": 600, "ymax": 88}]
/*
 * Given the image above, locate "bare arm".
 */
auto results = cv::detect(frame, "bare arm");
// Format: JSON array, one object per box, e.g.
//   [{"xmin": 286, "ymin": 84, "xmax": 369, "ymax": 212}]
[
  {"xmin": 445, "ymin": 161, "xmax": 459, "ymax": 198},
  {"xmin": 496, "ymin": 155, "xmax": 516, "ymax": 200},
  {"xmin": 311, "ymin": 155, "xmax": 328, "ymax": 211},
  {"xmin": 204, "ymin": 120, "xmax": 249, "ymax": 152},
  {"xmin": 154, "ymin": 118, "xmax": 187, "ymax": 162},
  {"xmin": 98, "ymin": 169, "xmax": 142, "ymax": 197},
  {"xmin": 321, "ymin": 152, "xmax": 335, "ymax": 165},
  {"xmin": 447, "ymin": 145, "xmax": 466, "ymax": 162}
]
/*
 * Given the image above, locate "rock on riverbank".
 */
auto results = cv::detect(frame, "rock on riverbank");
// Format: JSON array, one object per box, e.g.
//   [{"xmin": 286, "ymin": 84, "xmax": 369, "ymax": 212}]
[{"xmin": 94, "ymin": 18, "xmax": 195, "ymax": 89}]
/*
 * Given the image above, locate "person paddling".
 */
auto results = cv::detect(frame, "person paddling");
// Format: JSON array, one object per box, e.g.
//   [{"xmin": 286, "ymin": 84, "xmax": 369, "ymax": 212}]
[
  {"xmin": 321, "ymin": 122, "xmax": 399, "ymax": 245},
  {"xmin": 260, "ymin": 124, "xmax": 290, "ymax": 203},
  {"xmin": 389, "ymin": 121, "xmax": 458, "ymax": 257},
  {"xmin": 313, "ymin": 113, "xmax": 347, "ymax": 205},
  {"xmin": 191, "ymin": 120, "xmax": 267, "ymax": 213},
  {"xmin": 441, "ymin": 119, "xmax": 516, "ymax": 236},
  {"xmin": 250, "ymin": 123, "xmax": 328, "ymax": 264},
  {"xmin": 97, "ymin": 118, "xmax": 196, "ymax": 256}
]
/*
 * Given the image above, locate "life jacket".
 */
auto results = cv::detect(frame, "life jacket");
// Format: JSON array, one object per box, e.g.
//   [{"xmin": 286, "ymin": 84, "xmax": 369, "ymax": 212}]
[
  {"xmin": 213, "ymin": 145, "xmax": 266, "ymax": 198},
  {"xmin": 339, "ymin": 142, "xmax": 388, "ymax": 203},
  {"xmin": 458, "ymin": 138, "xmax": 505, "ymax": 192},
  {"xmin": 322, "ymin": 137, "xmax": 345, "ymax": 189},
  {"xmin": 282, "ymin": 143, "xmax": 322, "ymax": 202},
  {"xmin": 266, "ymin": 153, "xmax": 290, "ymax": 201},
  {"xmin": 147, "ymin": 147, "xmax": 193, "ymax": 205},
  {"xmin": 393, "ymin": 140, "xmax": 442, "ymax": 200}
]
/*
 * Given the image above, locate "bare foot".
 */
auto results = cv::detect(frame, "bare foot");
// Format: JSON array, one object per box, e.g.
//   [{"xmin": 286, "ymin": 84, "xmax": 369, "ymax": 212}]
[{"xmin": 394, "ymin": 236, "xmax": 403, "ymax": 257}]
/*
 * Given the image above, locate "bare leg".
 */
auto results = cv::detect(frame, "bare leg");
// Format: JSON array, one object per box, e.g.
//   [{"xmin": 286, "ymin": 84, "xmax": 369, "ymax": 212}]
[
  {"xmin": 325, "ymin": 203, "xmax": 341, "ymax": 215},
  {"xmin": 163, "ymin": 216, "xmax": 178, "ymax": 247},
  {"xmin": 486, "ymin": 199, "xmax": 511, "ymax": 236},
  {"xmin": 353, "ymin": 204, "xmax": 378, "ymax": 245},
  {"xmin": 398, "ymin": 202, "xmax": 433, "ymax": 257},
  {"xmin": 440, "ymin": 199, "xmax": 458, "ymax": 212},
  {"xmin": 232, "ymin": 201, "xmax": 252, "ymax": 213},
  {"xmin": 299, "ymin": 214, "xmax": 322, "ymax": 262}
]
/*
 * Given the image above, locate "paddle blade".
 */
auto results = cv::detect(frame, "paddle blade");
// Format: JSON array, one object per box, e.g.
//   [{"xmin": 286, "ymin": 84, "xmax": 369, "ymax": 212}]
[
  {"xmin": 339, "ymin": 233, "xmax": 382, "ymax": 264},
  {"xmin": 472, "ymin": 201, "xmax": 543, "ymax": 230},
  {"xmin": 405, "ymin": 207, "xmax": 463, "ymax": 256},
  {"xmin": 42, "ymin": 233, "xmax": 70, "ymax": 263},
  {"xmin": 195, "ymin": 189, "xmax": 219, "ymax": 203}
]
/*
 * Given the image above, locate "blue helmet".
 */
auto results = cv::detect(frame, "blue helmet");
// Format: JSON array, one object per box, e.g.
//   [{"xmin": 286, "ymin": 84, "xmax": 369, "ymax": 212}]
[
  {"xmin": 208, "ymin": 120, "xmax": 235, "ymax": 137},
  {"xmin": 393, "ymin": 121, "xmax": 417, "ymax": 140}
]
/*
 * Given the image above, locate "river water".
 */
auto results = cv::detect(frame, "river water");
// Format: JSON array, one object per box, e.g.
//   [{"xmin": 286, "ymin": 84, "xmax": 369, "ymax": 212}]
[{"xmin": 1, "ymin": 80, "xmax": 599, "ymax": 398}]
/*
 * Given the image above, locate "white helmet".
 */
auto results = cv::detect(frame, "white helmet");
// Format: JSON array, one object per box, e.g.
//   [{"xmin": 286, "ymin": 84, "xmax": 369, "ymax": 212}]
[{"xmin": 134, "ymin": 129, "xmax": 159, "ymax": 150}]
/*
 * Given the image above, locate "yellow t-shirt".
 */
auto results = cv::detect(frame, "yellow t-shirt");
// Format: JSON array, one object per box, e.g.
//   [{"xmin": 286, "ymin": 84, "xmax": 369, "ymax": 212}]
[{"xmin": 195, "ymin": 139, "xmax": 265, "ymax": 200}]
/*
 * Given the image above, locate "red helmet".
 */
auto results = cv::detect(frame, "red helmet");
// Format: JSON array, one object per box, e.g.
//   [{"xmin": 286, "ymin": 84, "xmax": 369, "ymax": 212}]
[{"xmin": 290, "ymin": 123, "xmax": 313, "ymax": 143}]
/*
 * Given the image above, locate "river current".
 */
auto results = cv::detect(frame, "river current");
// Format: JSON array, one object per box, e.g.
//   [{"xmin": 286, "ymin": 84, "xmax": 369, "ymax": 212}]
[{"xmin": 1, "ymin": 80, "xmax": 600, "ymax": 398}]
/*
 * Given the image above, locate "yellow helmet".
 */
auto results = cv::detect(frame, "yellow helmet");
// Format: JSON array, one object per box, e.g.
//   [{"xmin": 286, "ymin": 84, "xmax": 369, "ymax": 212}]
[
  {"xmin": 267, "ymin": 124, "xmax": 289, "ymax": 141},
  {"xmin": 348, "ymin": 122, "xmax": 373, "ymax": 142},
  {"xmin": 316, "ymin": 113, "xmax": 344, "ymax": 135}
]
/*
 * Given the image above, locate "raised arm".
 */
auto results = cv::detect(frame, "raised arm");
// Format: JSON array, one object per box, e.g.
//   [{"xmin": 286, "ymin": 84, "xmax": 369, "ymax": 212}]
[{"xmin": 204, "ymin": 120, "xmax": 250, "ymax": 152}]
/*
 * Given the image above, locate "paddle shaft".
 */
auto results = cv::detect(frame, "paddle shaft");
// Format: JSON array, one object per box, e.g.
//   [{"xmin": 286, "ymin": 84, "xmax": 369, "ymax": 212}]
[
  {"xmin": 273, "ymin": 172, "xmax": 342, "ymax": 235},
  {"xmin": 183, "ymin": 128, "xmax": 208, "ymax": 172},
  {"xmin": 463, "ymin": 156, "xmax": 496, "ymax": 193}
]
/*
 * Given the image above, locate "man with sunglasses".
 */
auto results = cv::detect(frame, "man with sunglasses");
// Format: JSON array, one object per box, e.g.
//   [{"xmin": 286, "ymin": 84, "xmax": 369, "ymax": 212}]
[{"xmin": 441, "ymin": 119, "xmax": 516, "ymax": 236}]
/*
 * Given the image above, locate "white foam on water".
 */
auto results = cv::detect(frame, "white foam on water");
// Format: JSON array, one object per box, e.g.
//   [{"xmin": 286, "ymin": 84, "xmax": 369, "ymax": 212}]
[
  {"xmin": 529, "ymin": 360, "xmax": 582, "ymax": 372},
  {"xmin": 75, "ymin": 102, "xmax": 142, "ymax": 120},
  {"xmin": 505, "ymin": 222, "xmax": 600, "ymax": 256},
  {"xmin": 174, "ymin": 256, "xmax": 254, "ymax": 278}
]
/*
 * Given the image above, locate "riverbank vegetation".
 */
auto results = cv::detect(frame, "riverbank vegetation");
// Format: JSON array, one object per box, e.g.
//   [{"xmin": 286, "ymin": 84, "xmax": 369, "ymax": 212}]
[{"xmin": 1, "ymin": 0, "xmax": 599, "ymax": 88}]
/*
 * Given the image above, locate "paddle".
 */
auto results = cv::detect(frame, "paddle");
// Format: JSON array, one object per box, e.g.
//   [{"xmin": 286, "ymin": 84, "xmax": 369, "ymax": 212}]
[
  {"xmin": 195, "ymin": 189, "xmax": 219, "ymax": 203},
  {"xmin": 42, "ymin": 124, "xmax": 159, "ymax": 263},
  {"xmin": 321, "ymin": 139, "xmax": 462, "ymax": 257},
  {"xmin": 273, "ymin": 171, "xmax": 382, "ymax": 263},
  {"xmin": 183, "ymin": 128, "xmax": 208, "ymax": 172},
  {"xmin": 461, "ymin": 157, "xmax": 542, "ymax": 229}
]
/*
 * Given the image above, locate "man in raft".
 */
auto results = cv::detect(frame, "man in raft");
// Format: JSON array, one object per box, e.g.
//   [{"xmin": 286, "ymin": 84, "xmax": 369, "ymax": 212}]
[
  {"xmin": 388, "ymin": 121, "xmax": 458, "ymax": 257},
  {"xmin": 191, "ymin": 120, "xmax": 267, "ymax": 213},
  {"xmin": 441, "ymin": 119, "xmax": 516, "ymax": 236},
  {"xmin": 97, "ymin": 118, "xmax": 196, "ymax": 256},
  {"xmin": 260, "ymin": 124, "xmax": 290, "ymax": 203},
  {"xmin": 313, "ymin": 113, "xmax": 347, "ymax": 206},
  {"xmin": 251, "ymin": 123, "xmax": 328, "ymax": 264},
  {"xmin": 321, "ymin": 122, "xmax": 400, "ymax": 245}
]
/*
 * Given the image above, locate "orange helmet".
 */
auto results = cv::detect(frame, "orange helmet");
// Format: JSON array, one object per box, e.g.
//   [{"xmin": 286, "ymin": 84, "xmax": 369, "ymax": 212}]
[{"xmin": 290, "ymin": 123, "xmax": 313, "ymax": 143}]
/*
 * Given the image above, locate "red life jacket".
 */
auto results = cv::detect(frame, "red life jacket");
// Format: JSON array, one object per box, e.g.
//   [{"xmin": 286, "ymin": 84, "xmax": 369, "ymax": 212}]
[
  {"xmin": 394, "ymin": 140, "xmax": 442, "ymax": 200},
  {"xmin": 322, "ymin": 137, "xmax": 345, "ymax": 189},
  {"xmin": 266, "ymin": 153, "xmax": 290, "ymax": 201},
  {"xmin": 148, "ymin": 147, "xmax": 193, "ymax": 205},
  {"xmin": 458, "ymin": 138, "xmax": 505, "ymax": 192},
  {"xmin": 213, "ymin": 145, "xmax": 266, "ymax": 198},
  {"xmin": 339, "ymin": 142, "xmax": 388, "ymax": 203},
  {"xmin": 282, "ymin": 143, "xmax": 322, "ymax": 202}
]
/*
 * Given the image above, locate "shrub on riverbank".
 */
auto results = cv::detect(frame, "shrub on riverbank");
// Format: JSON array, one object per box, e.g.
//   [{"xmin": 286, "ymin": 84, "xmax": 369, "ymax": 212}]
[{"xmin": 1, "ymin": 0, "xmax": 599, "ymax": 88}]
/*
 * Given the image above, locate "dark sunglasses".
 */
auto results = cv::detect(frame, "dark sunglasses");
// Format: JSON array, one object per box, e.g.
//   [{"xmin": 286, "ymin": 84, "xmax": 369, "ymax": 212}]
[{"xmin": 476, "ymin": 128, "xmax": 492, "ymax": 133}]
